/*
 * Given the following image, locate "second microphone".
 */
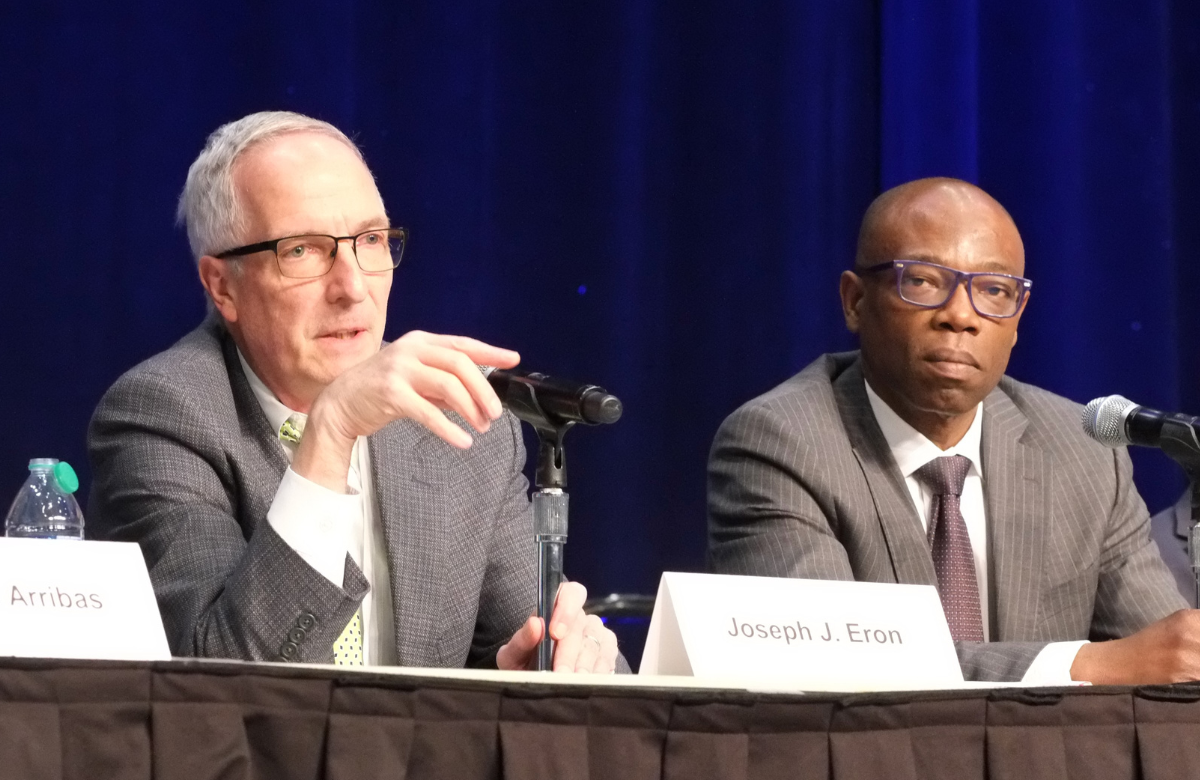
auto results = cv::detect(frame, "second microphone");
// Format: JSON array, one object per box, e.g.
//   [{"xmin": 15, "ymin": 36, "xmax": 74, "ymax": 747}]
[{"xmin": 478, "ymin": 366, "xmax": 623, "ymax": 426}]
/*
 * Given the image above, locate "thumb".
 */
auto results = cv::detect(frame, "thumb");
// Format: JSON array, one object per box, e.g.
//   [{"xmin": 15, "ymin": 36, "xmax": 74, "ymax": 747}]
[{"xmin": 496, "ymin": 616, "xmax": 544, "ymax": 670}]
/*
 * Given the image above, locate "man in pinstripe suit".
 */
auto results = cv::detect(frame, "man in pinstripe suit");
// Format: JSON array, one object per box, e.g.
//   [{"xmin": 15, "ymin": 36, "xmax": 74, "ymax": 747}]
[
  {"xmin": 708, "ymin": 177, "xmax": 1195, "ymax": 683},
  {"xmin": 88, "ymin": 111, "xmax": 619, "ymax": 672}
]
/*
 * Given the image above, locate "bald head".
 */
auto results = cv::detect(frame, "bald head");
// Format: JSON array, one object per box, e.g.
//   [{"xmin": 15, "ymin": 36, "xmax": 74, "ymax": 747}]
[
  {"xmin": 838, "ymin": 177, "xmax": 1030, "ymax": 449},
  {"xmin": 854, "ymin": 177, "xmax": 1024, "ymax": 273}
]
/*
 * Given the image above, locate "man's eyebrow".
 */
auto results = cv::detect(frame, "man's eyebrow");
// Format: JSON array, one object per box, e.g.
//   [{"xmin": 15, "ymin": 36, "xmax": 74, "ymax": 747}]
[
  {"xmin": 971, "ymin": 259, "xmax": 1017, "ymax": 273},
  {"xmin": 351, "ymin": 217, "xmax": 390, "ymax": 234},
  {"xmin": 900, "ymin": 254, "xmax": 1017, "ymax": 274},
  {"xmin": 900, "ymin": 253, "xmax": 944, "ymax": 264}
]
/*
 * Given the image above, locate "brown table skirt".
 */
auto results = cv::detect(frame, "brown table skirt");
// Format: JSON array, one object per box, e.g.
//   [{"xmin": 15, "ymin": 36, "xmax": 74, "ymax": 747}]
[{"xmin": 1, "ymin": 658, "xmax": 1199, "ymax": 780}]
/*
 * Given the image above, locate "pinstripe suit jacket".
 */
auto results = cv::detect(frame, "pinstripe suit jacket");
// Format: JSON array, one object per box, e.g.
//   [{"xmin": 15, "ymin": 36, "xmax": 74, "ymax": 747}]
[
  {"xmin": 87, "ymin": 317, "xmax": 538, "ymax": 667},
  {"xmin": 708, "ymin": 352, "xmax": 1187, "ymax": 681},
  {"xmin": 1150, "ymin": 489, "xmax": 1196, "ymax": 606}
]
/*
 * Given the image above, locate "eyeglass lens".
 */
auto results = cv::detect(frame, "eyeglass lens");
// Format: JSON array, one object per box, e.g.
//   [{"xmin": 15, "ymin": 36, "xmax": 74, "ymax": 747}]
[
  {"xmin": 898, "ymin": 263, "xmax": 1023, "ymax": 317},
  {"xmin": 275, "ymin": 230, "xmax": 405, "ymax": 278}
]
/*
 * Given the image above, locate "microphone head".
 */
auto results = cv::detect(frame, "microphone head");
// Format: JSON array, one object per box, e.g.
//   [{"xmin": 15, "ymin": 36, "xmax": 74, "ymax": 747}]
[
  {"xmin": 1082, "ymin": 395, "xmax": 1138, "ymax": 447},
  {"xmin": 581, "ymin": 392, "xmax": 623, "ymax": 425},
  {"xmin": 477, "ymin": 365, "xmax": 496, "ymax": 378}
]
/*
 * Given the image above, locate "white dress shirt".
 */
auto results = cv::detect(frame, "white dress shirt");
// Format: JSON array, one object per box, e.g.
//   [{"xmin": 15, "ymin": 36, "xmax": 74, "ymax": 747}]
[
  {"xmin": 864, "ymin": 380, "xmax": 1085, "ymax": 684},
  {"xmin": 239, "ymin": 353, "xmax": 396, "ymax": 665}
]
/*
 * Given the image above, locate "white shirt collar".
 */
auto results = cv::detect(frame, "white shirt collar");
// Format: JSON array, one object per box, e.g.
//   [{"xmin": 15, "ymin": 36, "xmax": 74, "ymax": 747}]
[
  {"xmin": 863, "ymin": 379, "xmax": 984, "ymax": 479},
  {"xmin": 237, "ymin": 350, "xmax": 297, "ymax": 437}
]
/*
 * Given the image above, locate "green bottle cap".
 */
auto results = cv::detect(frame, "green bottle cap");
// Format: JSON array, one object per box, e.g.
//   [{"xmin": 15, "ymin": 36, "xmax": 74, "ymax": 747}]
[{"xmin": 53, "ymin": 461, "xmax": 79, "ymax": 494}]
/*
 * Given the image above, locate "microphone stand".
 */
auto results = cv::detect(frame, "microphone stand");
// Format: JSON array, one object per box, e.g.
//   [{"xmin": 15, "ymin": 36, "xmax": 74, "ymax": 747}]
[
  {"xmin": 497, "ymin": 375, "xmax": 578, "ymax": 670},
  {"xmin": 532, "ymin": 424, "xmax": 572, "ymax": 671},
  {"xmin": 1155, "ymin": 420, "xmax": 1200, "ymax": 606}
]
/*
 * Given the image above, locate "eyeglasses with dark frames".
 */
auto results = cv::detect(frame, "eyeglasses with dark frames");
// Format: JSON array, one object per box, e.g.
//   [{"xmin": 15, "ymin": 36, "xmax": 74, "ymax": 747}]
[
  {"xmin": 215, "ymin": 227, "xmax": 408, "ymax": 279},
  {"xmin": 861, "ymin": 259, "xmax": 1031, "ymax": 319}
]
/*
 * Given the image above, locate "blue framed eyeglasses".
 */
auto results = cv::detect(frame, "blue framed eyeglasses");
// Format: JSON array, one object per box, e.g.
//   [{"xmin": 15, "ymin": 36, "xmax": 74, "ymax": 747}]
[{"xmin": 861, "ymin": 259, "xmax": 1031, "ymax": 319}]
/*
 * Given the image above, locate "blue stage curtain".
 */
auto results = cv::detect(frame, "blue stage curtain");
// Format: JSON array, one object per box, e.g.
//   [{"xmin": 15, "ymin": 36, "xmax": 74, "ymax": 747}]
[
  {"xmin": 0, "ymin": 0, "xmax": 1193, "ymax": 595},
  {"xmin": 880, "ymin": 0, "xmax": 1188, "ymax": 511}
]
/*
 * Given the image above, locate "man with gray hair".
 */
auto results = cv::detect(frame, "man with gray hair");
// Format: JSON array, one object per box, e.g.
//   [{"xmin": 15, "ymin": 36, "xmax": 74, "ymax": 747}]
[{"xmin": 88, "ymin": 111, "xmax": 620, "ymax": 672}]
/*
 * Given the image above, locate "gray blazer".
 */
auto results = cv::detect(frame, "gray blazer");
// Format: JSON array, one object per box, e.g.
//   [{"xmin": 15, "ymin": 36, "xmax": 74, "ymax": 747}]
[
  {"xmin": 88, "ymin": 317, "xmax": 537, "ymax": 667},
  {"xmin": 708, "ymin": 352, "xmax": 1187, "ymax": 681}
]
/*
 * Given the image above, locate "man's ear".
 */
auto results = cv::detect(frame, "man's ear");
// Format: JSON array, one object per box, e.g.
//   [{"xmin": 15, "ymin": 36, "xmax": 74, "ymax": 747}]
[
  {"xmin": 198, "ymin": 255, "xmax": 239, "ymax": 323},
  {"xmin": 840, "ymin": 270, "xmax": 865, "ymax": 333}
]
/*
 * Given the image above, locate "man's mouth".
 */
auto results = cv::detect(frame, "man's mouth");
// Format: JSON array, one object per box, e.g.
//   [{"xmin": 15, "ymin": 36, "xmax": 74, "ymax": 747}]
[
  {"xmin": 319, "ymin": 328, "xmax": 366, "ymax": 340},
  {"xmin": 924, "ymin": 348, "xmax": 980, "ymax": 368},
  {"xmin": 921, "ymin": 349, "xmax": 981, "ymax": 382}
]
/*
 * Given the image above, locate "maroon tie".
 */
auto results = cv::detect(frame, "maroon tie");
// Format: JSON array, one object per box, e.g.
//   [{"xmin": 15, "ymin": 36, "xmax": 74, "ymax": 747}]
[{"xmin": 914, "ymin": 455, "xmax": 985, "ymax": 643}]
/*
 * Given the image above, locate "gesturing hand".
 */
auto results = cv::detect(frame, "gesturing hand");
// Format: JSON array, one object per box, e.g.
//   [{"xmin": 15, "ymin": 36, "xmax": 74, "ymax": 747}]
[
  {"xmin": 294, "ymin": 331, "xmax": 520, "ymax": 491},
  {"xmin": 319, "ymin": 330, "xmax": 520, "ymax": 446},
  {"xmin": 496, "ymin": 582, "xmax": 619, "ymax": 673}
]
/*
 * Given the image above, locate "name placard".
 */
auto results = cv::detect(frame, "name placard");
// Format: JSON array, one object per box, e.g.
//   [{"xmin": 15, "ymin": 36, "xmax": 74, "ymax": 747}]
[
  {"xmin": 0, "ymin": 538, "xmax": 170, "ymax": 661},
  {"xmin": 639, "ymin": 572, "xmax": 963, "ymax": 691}
]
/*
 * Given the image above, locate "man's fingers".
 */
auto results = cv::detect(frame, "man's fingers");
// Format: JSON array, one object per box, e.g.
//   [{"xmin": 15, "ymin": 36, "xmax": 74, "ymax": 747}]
[
  {"xmin": 598, "ymin": 629, "xmax": 619, "ymax": 674},
  {"xmin": 552, "ymin": 623, "xmax": 583, "ymax": 672},
  {"xmin": 398, "ymin": 389, "xmax": 474, "ymax": 449},
  {"xmin": 496, "ymin": 616, "xmax": 543, "ymax": 671},
  {"xmin": 549, "ymin": 583, "xmax": 590, "ymax": 672},
  {"xmin": 574, "ymin": 623, "xmax": 602, "ymax": 673},
  {"xmin": 574, "ymin": 617, "xmax": 617, "ymax": 673},
  {"xmin": 500, "ymin": 600, "xmax": 620, "ymax": 674},
  {"xmin": 550, "ymin": 582, "xmax": 588, "ymax": 640},
  {"xmin": 415, "ymin": 346, "xmax": 503, "ymax": 422},
  {"xmin": 420, "ymin": 333, "xmax": 521, "ymax": 370},
  {"xmin": 408, "ymin": 364, "xmax": 493, "ymax": 432}
]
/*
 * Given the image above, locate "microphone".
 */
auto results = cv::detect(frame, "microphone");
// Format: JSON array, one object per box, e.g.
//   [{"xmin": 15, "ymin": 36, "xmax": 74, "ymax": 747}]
[
  {"xmin": 1082, "ymin": 395, "xmax": 1200, "ymax": 449},
  {"xmin": 1086, "ymin": 396, "xmax": 1200, "ymax": 607},
  {"xmin": 478, "ymin": 366, "xmax": 623, "ymax": 426}
]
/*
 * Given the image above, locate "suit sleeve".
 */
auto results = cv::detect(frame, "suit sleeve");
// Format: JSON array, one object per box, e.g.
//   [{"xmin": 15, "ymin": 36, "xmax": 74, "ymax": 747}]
[
  {"xmin": 1090, "ymin": 447, "xmax": 1189, "ymax": 639},
  {"xmin": 87, "ymin": 368, "xmax": 366, "ymax": 663},
  {"xmin": 707, "ymin": 402, "xmax": 859, "ymax": 581}
]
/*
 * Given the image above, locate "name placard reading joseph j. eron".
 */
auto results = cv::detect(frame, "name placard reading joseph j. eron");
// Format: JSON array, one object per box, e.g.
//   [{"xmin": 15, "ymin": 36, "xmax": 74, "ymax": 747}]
[
  {"xmin": 0, "ymin": 538, "xmax": 170, "ymax": 661},
  {"xmin": 639, "ymin": 572, "xmax": 962, "ymax": 691}
]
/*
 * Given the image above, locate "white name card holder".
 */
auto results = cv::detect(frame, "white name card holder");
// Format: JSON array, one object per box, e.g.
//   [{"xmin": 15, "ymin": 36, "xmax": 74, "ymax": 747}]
[
  {"xmin": 640, "ymin": 572, "xmax": 963, "ymax": 692},
  {"xmin": 0, "ymin": 538, "xmax": 171, "ymax": 661}
]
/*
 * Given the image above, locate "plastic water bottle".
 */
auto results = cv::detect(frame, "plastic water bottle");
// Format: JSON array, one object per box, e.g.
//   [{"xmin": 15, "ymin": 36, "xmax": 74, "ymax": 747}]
[{"xmin": 4, "ymin": 459, "xmax": 85, "ymax": 540}]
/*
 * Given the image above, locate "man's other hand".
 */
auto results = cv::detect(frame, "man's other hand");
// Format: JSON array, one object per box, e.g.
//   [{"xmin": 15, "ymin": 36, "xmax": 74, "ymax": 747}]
[
  {"xmin": 1071, "ymin": 609, "xmax": 1200, "ymax": 684},
  {"xmin": 496, "ymin": 582, "xmax": 619, "ymax": 673}
]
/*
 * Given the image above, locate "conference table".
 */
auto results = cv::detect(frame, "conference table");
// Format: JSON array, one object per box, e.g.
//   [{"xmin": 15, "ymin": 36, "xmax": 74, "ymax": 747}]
[{"xmin": 3, "ymin": 657, "xmax": 1200, "ymax": 779}]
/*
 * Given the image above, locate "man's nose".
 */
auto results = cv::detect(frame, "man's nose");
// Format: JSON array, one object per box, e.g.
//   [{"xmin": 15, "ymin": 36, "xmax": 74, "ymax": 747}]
[
  {"xmin": 935, "ymin": 281, "xmax": 981, "ymax": 331},
  {"xmin": 324, "ymin": 240, "xmax": 368, "ymax": 302}
]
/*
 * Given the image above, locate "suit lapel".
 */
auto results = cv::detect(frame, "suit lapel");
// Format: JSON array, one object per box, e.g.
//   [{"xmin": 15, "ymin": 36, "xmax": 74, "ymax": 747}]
[
  {"xmin": 219, "ymin": 325, "xmax": 289, "ymax": 528},
  {"xmin": 981, "ymin": 386, "xmax": 1049, "ymax": 641},
  {"xmin": 369, "ymin": 421, "xmax": 451, "ymax": 667},
  {"xmin": 833, "ymin": 360, "xmax": 938, "ymax": 587}
]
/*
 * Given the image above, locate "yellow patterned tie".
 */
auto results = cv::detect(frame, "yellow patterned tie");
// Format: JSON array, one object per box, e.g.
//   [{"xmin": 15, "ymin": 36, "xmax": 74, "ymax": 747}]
[
  {"xmin": 277, "ymin": 413, "xmax": 365, "ymax": 667},
  {"xmin": 279, "ymin": 413, "xmax": 306, "ymax": 446},
  {"xmin": 334, "ymin": 611, "xmax": 364, "ymax": 666}
]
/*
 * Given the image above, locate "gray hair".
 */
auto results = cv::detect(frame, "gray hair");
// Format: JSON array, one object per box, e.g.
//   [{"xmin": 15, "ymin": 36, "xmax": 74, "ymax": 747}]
[{"xmin": 177, "ymin": 111, "xmax": 365, "ymax": 262}]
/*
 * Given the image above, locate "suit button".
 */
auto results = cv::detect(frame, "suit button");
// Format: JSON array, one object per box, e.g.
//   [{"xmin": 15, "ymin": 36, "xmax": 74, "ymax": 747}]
[
  {"xmin": 297, "ymin": 612, "xmax": 316, "ymax": 631},
  {"xmin": 288, "ymin": 627, "xmax": 306, "ymax": 643},
  {"xmin": 279, "ymin": 641, "xmax": 299, "ymax": 660}
]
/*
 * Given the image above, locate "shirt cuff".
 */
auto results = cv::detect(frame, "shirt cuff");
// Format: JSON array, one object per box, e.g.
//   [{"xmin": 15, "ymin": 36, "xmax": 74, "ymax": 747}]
[
  {"xmin": 267, "ymin": 467, "xmax": 360, "ymax": 588},
  {"xmin": 1019, "ymin": 640, "xmax": 1090, "ymax": 685}
]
